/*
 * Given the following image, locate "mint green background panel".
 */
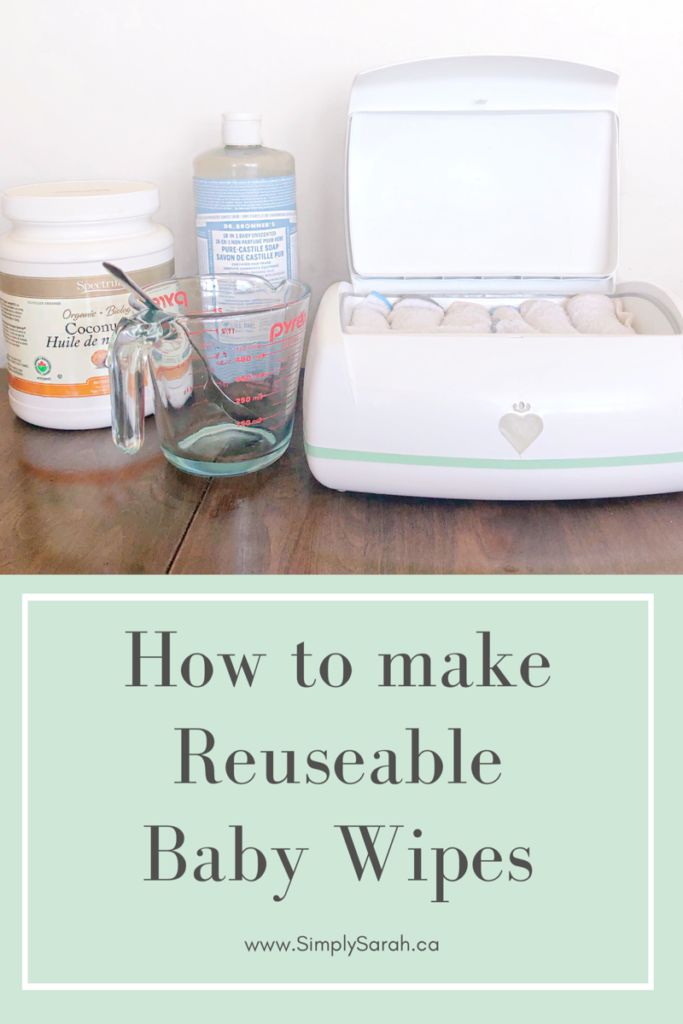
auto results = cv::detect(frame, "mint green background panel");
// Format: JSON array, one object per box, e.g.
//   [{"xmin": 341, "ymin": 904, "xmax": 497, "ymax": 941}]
[{"xmin": 2, "ymin": 574, "xmax": 678, "ymax": 1024}]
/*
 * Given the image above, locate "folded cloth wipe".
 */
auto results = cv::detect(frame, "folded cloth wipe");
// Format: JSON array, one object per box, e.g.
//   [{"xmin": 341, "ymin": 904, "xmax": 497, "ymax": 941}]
[
  {"xmin": 565, "ymin": 294, "xmax": 635, "ymax": 335},
  {"xmin": 492, "ymin": 306, "xmax": 539, "ymax": 334},
  {"xmin": 389, "ymin": 296, "xmax": 444, "ymax": 331},
  {"xmin": 349, "ymin": 290, "xmax": 393, "ymax": 330},
  {"xmin": 442, "ymin": 300, "xmax": 492, "ymax": 333},
  {"xmin": 519, "ymin": 299, "xmax": 579, "ymax": 334}
]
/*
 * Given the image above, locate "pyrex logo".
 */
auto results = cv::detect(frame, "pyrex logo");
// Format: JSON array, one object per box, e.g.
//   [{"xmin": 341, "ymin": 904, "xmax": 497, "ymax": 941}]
[
  {"xmin": 152, "ymin": 291, "xmax": 189, "ymax": 309},
  {"xmin": 269, "ymin": 311, "xmax": 307, "ymax": 342}
]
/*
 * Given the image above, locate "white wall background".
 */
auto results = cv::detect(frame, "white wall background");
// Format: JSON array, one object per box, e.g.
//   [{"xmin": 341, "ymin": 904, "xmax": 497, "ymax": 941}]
[{"xmin": 1, "ymin": 0, "xmax": 683, "ymax": 358}]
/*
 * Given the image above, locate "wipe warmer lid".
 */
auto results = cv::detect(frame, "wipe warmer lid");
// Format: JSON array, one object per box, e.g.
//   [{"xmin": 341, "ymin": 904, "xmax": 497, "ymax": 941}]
[{"xmin": 346, "ymin": 57, "xmax": 619, "ymax": 292}]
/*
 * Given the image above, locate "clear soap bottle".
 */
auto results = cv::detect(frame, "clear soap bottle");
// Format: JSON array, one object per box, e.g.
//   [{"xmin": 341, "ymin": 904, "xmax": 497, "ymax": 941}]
[{"xmin": 193, "ymin": 113, "xmax": 298, "ymax": 285}]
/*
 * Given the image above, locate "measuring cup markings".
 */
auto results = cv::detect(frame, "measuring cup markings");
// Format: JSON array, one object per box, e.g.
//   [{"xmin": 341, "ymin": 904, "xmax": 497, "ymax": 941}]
[{"xmin": 233, "ymin": 393, "xmax": 266, "ymax": 405}]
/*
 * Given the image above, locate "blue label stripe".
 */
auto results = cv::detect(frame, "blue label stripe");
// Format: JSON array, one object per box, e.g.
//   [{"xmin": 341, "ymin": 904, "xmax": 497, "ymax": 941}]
[{"xmin": 193, "ymin": 176, "xmax": 296, "ymax": 215}]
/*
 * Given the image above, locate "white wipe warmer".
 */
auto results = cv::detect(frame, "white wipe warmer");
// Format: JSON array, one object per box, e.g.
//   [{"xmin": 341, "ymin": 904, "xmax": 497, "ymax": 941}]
[{"xmin": 303, "ymin": 56, "xmax": 683, "ymax": 500}]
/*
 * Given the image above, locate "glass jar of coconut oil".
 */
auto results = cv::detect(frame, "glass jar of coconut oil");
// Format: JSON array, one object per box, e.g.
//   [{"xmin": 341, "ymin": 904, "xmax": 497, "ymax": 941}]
[{"xmin": 0, "ymin": 180, "xmax": 174, "ymax": 429}]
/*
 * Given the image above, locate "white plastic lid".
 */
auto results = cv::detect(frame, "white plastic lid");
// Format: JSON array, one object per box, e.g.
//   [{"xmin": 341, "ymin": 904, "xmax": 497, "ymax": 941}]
[
  {"xmin": 222, "ymin": 112, "xmax": 262, "ymax": 146},
  {"xmin": 346, "ymin": 57, "xmax": 619, "ymax": 290},
  {"xmin": 1, "ymin": 180, "xmax": 160, "ymax": 224}
]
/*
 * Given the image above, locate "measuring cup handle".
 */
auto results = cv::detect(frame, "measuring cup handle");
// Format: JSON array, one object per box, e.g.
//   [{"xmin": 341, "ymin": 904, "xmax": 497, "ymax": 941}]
[{"xmin": 107, "ymin": 317, "xmax": 150, "ymax": 455}]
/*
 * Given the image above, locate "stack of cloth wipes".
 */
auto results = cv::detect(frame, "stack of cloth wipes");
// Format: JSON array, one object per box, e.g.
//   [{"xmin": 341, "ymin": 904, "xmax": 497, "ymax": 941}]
[{"xmin": 349, "ymin": 293, "xmax": 636, "ymax": 335}]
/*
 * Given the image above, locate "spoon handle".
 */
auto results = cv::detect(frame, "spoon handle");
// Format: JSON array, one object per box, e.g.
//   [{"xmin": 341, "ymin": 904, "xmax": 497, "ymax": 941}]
[{"xmin": 103, "ymin": 261, "xmax": 159, "ymax": 312}]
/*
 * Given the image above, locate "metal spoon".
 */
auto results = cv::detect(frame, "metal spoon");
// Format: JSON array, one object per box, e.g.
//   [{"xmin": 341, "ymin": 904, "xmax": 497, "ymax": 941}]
[{"xmin": 103, "ymin": 261, "xmax": 172, "ymax": 321}]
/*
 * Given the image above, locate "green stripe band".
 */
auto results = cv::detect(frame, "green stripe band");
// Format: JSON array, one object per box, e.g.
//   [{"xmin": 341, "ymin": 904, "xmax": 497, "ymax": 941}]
[{"xmin": 304, "ymin": 444, "xmax": 683, "ymax": 471}]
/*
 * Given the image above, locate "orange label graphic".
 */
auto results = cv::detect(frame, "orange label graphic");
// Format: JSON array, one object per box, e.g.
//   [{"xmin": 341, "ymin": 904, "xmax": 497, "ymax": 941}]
[{"xmin": 8, "ymin": 373, "xmax": 111, "ymax": 398}]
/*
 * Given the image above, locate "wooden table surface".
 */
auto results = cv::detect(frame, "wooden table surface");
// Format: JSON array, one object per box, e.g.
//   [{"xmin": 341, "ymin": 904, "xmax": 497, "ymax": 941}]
[{"xmin": 2, "ymin": 369, "xmax": 683, "ymax": 574}]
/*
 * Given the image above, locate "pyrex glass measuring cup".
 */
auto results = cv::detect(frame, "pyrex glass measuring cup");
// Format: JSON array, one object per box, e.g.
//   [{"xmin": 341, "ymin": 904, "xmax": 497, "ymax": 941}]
[{"xmin": 108, "ymin": 274, "xmax": 310, "ymax": 476}]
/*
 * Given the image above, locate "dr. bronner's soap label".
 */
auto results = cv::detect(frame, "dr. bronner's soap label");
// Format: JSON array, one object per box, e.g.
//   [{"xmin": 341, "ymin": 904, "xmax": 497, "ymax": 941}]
[
  {"xmin": 194, "ymin": 177, "xmax": 297, "ymax": 283},
  {"xmin": 0, "ymin": 261, "xmax": 173, "ymax": 398}
]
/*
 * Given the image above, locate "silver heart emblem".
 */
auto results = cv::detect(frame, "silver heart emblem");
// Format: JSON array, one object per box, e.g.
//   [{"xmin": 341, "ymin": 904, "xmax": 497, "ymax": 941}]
[{"xmin": 498, "ymin": 412, "xmax": 544, "ymax": 454}]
